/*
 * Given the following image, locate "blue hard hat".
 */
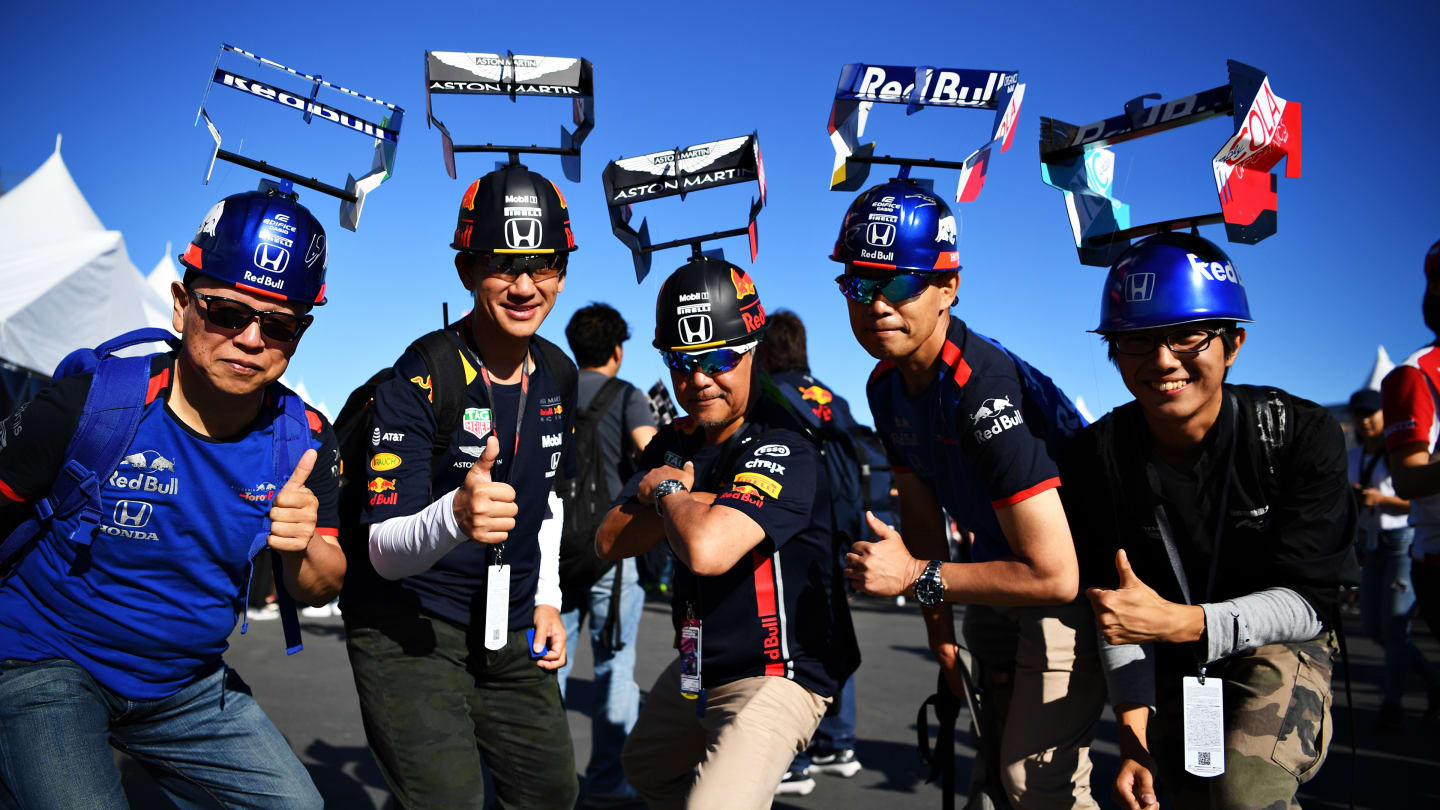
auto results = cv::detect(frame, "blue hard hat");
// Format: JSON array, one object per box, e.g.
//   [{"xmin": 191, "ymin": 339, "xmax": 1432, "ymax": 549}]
[
  {"xmin": 830, "ymin": 177, "xmax": 960, "ymax": 273},
  {"xmin": 178, "ymin": 190, "xmax": 328, "ymax": 306},
  {"xmin": 1093, "ymin": 232, "xmax": 1252, "ymax": 333}
]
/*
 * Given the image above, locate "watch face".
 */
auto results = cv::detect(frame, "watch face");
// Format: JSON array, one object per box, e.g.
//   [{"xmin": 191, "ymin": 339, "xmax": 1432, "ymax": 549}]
[{"xmin": 914, "ymin": 577, "xmax": 944, "ymax": 606}]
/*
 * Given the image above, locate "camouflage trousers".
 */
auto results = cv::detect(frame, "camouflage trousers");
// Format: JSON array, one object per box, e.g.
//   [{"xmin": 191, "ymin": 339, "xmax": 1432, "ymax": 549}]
[
  {"xmin": 1152, "ymin": 632, "xmax": 1337, "ymax": 810},
  {"xmin": 345, "ymin": 613, "xmax": 578, "ymax": 810}
]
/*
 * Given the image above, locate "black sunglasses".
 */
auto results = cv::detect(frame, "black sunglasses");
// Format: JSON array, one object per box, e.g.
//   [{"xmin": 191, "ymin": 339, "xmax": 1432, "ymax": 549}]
[
  {"xmin": 479, "ymin": 252, "xmax": 568, "ymax": 281},
  {"xmin": 189, "ymin": 289, "xmax": 312, "ymax": 343}
]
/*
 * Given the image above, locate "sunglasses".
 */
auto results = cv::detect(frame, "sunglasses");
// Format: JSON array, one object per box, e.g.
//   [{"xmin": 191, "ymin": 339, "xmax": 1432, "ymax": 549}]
[
  {"xmin": 479, "ymin": 252, "xmax": 568, "ymax": 281},
  {"xmin": 834, "ymin": 272, "xmax": 932, "ymax": 304},
  {"xmin": 660, "ymin": 345, "xmax": 754, "ymax": 376},
  {"xmin": 189, "ymin": 290, "xmax": 312, "ymax": 343}
]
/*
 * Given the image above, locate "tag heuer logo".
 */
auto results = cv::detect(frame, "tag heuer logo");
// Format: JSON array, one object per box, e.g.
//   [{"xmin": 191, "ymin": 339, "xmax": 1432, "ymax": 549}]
[{"xmin": 462, "ymin": 407, "xmax": 493, "ymax": 441}]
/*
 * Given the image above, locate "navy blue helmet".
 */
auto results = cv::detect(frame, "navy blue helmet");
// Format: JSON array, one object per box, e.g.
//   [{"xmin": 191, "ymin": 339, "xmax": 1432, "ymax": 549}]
[
  {"xmin": 1093, "ymin": 232, "xmax": 1253, "ymax": 333},
  {"xmin": 830, "ymin": 177, "xmax": 960, "ymax": 273},
  {"xmin": 179, "ymin": 190, "xmax": 328, "ymax": 305}
]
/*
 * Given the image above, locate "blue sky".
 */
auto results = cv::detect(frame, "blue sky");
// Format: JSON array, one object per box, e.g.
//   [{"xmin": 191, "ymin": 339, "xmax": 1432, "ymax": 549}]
[{"xmin": 4, "ymin": 1, "xmax": 1438, "ymax": 424}]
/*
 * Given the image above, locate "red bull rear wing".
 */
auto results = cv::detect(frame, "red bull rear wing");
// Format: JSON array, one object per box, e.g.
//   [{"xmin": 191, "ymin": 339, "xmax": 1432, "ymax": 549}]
[
  {"xmin": 1040, "ymin": 59, "xmax": 1302, "ymax": 266},
  {"xmin": 601, "ymin": 132, "xmax": 766, "ymax": 282},
  {"xmin": 424, "ymin": 51, "xmax": 594, "ymax": 182},
  {"xmin": 195, "ymin": 44, "xmax": 404, "ymax": 232},
  {"xmin": 828, "ymin": 63, "xmax": 1025, "ymax": 203}
]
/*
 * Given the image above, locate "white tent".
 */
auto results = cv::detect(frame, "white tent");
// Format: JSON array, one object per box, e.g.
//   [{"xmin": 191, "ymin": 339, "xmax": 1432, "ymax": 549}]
[
  {"xmin": 0, "ymin": 136, "xmax": 174, "ymax": 374},
  {"xmin": 1362, "ymin": 345, "xmax": 1394, "ymax": 392}
]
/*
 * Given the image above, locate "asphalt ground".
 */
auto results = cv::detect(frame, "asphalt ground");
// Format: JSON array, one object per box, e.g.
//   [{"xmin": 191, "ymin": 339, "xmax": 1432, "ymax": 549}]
[{"xmin": 118, "ymin": 595, "xmax": 1440, "ymax": 809}]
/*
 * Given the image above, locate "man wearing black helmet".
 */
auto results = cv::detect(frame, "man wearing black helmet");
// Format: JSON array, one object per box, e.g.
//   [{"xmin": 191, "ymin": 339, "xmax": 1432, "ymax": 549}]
[
  {"xmin": 836, "ymin": 177, "xmax": 1104, "ymax": 809},
  {"xmin": 597, "ymin": 259, "xmax": 859, "ymax": 810},
  {"xmin": 1062, "ymin": 233, "xmax": 1356, "ymax": 810},
  {"xmin": 342, "ymin": 164, "xmax": 579, "ymax": 809},
  {"xmin": 0, "ymin": 190, "xmax": 343, "ymax": 808}
]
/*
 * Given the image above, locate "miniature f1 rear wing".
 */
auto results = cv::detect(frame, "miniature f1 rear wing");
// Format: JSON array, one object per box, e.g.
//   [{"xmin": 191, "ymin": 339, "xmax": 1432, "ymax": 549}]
[
  {"xmin": 1040, "ymin": 59, "xmax": 1302, "ymax": 266},
  {"xmin": 424, "ymin": 51, "xmax": 594, "ymax": 182},
  {"xmin": 828, "ymin": 63, "xmax": 1024, "ymax": 203},
  {"xmin": 195, "ymin": 44, "xmax": 403, "ymax": 232},
  {"xmin": 602, "ymin": 132, "xmax": 766, "ymax": 282}
]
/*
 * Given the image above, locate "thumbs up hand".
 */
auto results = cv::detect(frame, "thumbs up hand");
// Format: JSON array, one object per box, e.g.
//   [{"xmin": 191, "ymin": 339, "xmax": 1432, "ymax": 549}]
[
  {"xmin": 844, "ymin": 511, "xmax": 925, "ymax": 598},
  {"xmin": 268, "ymin": 448, "xmax": 319, "ymax": 553},
  {"xmin": 1085, "ymin": 549, "xmax": 1204, "ymax": 645},
  {"xmin": 453, "ymin": 435, "xmax": 518, "ymax": 544}
]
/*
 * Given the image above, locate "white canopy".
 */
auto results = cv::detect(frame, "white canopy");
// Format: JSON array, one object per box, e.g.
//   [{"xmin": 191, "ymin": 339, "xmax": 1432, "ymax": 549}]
[
  {"xmin": 1362, "ymin": 345, "xmax": 1394, "ymax": 392},
  {"xmin": 0, "ymin": 136, "xmax": 174, "ymax": 374}
]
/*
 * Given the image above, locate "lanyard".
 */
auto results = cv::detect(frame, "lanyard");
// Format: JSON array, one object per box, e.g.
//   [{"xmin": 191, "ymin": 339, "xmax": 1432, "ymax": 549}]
[{"xmin": 459, "ymin": 327, "xmax": 531, "ymax": 564}]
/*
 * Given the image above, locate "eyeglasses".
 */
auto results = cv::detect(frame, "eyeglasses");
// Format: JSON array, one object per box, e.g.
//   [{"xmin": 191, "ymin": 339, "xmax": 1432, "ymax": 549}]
[
  {"xmin": 660, "ymin": 344, "xmax": 755, "ymax": 376},
  {"xmin": 834, "ymin": 272, "xmax": 932, "ymax": 304},
  {"xmin": 1110, "ymin": 328, "xmax": 1225, "ymax": 356},
  {"xmin": 189, "ymin": 289, "xmax": 312, "ymax": 343},
  {"xmin": 478, "ymin": 252, "xmax": 568, "ymax": 281}
]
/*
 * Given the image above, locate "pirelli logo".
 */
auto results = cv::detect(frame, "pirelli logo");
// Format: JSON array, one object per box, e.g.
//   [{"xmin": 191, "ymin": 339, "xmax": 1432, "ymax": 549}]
[{"xmin": 733, "ymin": 472, "xmax": 782, "ymax": 498}]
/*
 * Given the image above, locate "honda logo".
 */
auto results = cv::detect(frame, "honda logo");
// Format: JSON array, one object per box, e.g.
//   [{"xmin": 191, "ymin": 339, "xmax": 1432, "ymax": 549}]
[
  {"xmin": 865, "ymin": 222, "xmax": 896, "ymax": 247},
  {"xmin": 677, "ymin": 314, "xmax": 713, "ymax": 345},
  {"xmin": 113, "ymin": 500, "xmax": 153, "ymax": 528},
  {"xmin": 504, "ymin": 218, "xmax": 543, "ymax": 249},
  {"xmin": 1124, "ymin": 272, "xmax": 1156, "ymax": 303},
  {"xmin": 254, "ymin": 243, "xmax": 290, "ymax": 274},
  {"xmin": 550, "ymin": 451, "xmax": 562, "ymax": 469}
]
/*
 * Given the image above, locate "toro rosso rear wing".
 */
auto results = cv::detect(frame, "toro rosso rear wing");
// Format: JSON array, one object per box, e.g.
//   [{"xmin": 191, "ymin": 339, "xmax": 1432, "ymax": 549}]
[
  {"xmin": 1040, "ymin": 59, "xmax": 1302, "ymax": 266},
  {"xmin": 195, "ymin": 44, "xmax": 403, "ymax": 232},
  {"xmin": 424, "ymin": 51, "xmax": 594, "ymax": 182},
  {"xmin": 828, "ymin": 63, "xmax": 1024, "ymax": 203},
  {"xmin": 602, "ymin": 132, "xmax": 766, "ymax": 282}
]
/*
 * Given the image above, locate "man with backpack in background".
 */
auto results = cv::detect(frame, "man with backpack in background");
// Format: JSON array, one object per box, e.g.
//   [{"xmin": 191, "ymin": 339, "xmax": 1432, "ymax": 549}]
[
  {"xmin": 558, "ymin": 301, "xmax": 657, "ymax": 808},
  {"xmin": 755, "ymin": 309, "xmax": 866, "ymax": 796},
  {"xmin": 0, "ymin": 189, "xmax": 344, "ymax": 808},
  {"xmin": 1062, "ymin": 233, "xmax": 1357, "ymax": 809},
  {"xmin": 337, "ymin": 163, "xmax": 580, "ymax": 809}
]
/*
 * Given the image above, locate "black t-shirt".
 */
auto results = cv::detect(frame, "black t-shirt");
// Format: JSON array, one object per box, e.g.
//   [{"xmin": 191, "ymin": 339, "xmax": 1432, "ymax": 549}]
[
  {"xmin": 617, "ymin": 398, "xmax": 859, "ymax": 697},
  {"xmin": 355, "ymin": 330, "xmax": 576, "ymax": 630}
]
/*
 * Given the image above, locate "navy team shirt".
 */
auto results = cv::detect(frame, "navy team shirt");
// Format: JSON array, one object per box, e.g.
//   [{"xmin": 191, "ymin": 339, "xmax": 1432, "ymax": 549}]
[
  {"xmin": 0, "ymin": 355, "xmax": 340, "ymax": 700},
  {"xmin": 867, "ymin": 317, "xmax": 1085, "ymax": 562},
  {"xmin": 618, "ymin": 395, "xmax": 859, "ymax": 697},
  {"xmin": 356, "ymin": 327, "xmax": 575, "ymax": 631}
]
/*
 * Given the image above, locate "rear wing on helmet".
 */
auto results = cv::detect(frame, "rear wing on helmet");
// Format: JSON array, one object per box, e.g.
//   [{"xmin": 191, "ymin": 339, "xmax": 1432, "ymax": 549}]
[
  {"xmin": 601, "ymin": 132, "xmax": 767, "ymax": 282},
  {"xmin": 828, "ymin": 63, "xmax": 1025, "ymax": 203},
  {"xmin": 1040, "ymin": 59, "xmax": 1302, "ymax": 266},
  {"xmin": 194, "ymin": 44, "xmax": 404, "ymax": 232},
  {"xmin": 424, "ymin": 51, "xmax": 594, "ymax": 182}
]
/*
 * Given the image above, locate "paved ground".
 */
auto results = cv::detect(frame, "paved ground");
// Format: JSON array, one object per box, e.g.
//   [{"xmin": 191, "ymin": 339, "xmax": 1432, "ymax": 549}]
[{"xmin": 120, "ymin": 595, "xmax": 1440, "ymax": 808}]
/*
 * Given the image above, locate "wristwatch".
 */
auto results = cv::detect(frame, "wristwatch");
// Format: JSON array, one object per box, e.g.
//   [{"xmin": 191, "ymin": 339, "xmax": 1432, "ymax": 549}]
[
  {"xmin": 653, "ymin": 479, "xmax": 688, "ymax": 515},
  {"xmin": 912, "ymin": 560, "xmax": 946, "ymax": 607}
]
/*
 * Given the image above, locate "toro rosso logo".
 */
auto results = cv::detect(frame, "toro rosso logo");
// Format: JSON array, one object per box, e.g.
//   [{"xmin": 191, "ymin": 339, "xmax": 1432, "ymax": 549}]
[{"xmin": 970, "ymin": 396, "xmax": 1014, "ymax": 424}]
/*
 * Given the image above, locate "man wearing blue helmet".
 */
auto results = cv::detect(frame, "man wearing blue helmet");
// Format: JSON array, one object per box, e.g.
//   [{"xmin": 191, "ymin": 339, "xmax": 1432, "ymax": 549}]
[
  {"xmin": 1062, "ymin": 232, "xmax": 1357, "ymax": 809},
  {"xmin": 837, "ymin": 177, "xmax": 1104, "ymax": 809},
  {"xmin": 0, "ymin": 188, "xmax": 344, "ymax": 808}
]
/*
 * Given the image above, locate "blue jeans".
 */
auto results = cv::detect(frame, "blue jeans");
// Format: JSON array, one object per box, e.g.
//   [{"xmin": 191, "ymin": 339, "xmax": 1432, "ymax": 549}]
[
  {"xmin": 0, "ymin": 659, "xmax": 320, "ymax": 810},
  {"xmin": 1359, "ymin": 527, "xmax": 1439, "ymax": 705},
  {"xmin": 791, "ymin": 675, "xmax": 857, "ymax": 770},
  {"xmin": 558, "ymin": 559, "xmax": 644, "ymax": 797}
]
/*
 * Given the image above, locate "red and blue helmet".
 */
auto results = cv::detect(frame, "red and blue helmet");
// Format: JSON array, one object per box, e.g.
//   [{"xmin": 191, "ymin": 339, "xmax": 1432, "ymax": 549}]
[
  {"xmin": 830, "ymin": 177, "xmax": 960, "ymax": 273},
  {"xmin": 1093, "ymin": 232, "xmax": 1252, "ymax": 333},
  {"xmin": 178, "ymin": 190, "xmax": 328, "ymax": 306}
]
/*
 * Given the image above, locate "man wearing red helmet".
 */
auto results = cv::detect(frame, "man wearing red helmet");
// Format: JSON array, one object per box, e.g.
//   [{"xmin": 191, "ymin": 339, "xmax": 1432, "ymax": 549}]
[
  {"xmin": 0, "ymin": 189, "xmax": 344, "ymax": 808},
  {"xmin": 836, "ymin": 176, "xmax": 1104, "ymax": 810},
  {"xmin": 1063, "ymin": 232, "xmax": 1357, "ymax": 809},
  {"xmin": 341, "ymin": 164, "xmax": 580, "ymax": 808}
]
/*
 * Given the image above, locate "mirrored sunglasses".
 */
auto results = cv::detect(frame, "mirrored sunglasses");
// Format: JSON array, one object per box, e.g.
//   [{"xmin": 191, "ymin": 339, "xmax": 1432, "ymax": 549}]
[
  {"xmin": 660, "ymin": 346, "xmax": 753, "ymax": 376},
  {"xmin": 834, "ymin": 272, "xmax": 932, "ymax": 304}
]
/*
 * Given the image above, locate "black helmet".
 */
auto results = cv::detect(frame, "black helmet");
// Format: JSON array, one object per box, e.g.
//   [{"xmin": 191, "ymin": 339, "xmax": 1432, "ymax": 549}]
[
  {"xmin": 653, "ymin": 257, "xmax": 768, "ymax": 351},
  {"xmin": 451, "ymin": 164, "xmax": 578, "ymax": 254}
]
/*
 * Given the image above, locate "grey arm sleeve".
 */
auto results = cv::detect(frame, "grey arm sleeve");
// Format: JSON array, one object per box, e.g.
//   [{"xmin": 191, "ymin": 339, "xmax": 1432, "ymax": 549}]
[
  {"xmin": 1200, "ymin": 586, "xmax": 1323, "ymax": 664},
  {"xmin": 1098, "ymin": 628, "xmax": 1157, "ymax": 712}
]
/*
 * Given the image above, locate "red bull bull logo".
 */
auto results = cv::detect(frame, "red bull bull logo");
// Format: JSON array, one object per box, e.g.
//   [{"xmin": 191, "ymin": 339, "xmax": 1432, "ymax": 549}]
[
  {"xmin": 410, "ymin": 375, "xmax": 434, "ymax": 403},
  {"xmin": 460, "ymin": 179, "xmax": 480, "ymax": 211},
  {"xmin": 730, "ymin": 267, "xmax": 756, "ymax": 300},
  {"xmin": 798, "ymin": 385, "xmax": 833, "ymax": 405},
  {"xmin": 367, "ymin": 478, "xmax": 397, "ymax": 493}
]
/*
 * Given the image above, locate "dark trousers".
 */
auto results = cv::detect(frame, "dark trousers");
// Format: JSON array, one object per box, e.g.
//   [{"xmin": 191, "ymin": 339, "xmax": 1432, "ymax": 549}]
[{"xmin": 345, "ymin": 613, "xmax": 578, "ymax": 810}]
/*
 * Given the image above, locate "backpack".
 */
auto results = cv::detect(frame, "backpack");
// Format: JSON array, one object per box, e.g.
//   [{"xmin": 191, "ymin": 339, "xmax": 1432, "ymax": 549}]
[
  {"xmin": 848, "ymin": 424, "xmax": 896, "ymax": 537},
  {"xmin": 333, "ymin": 326, "xmax": 574, "ymax": 607},
  {"xmin": 765, "ymin": 374, "xmax": 865, "ymax": 548},
  {"xmin": 1, "ymin": 327, "xmax": 312, "ymax": 654},
  {"xmin": 556, "ymin": 376, "xmax": 626, "ymax": 608}
]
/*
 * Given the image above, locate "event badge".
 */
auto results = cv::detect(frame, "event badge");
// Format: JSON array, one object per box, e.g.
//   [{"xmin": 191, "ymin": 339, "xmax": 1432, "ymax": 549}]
[
  {"xmin": 1182, "ymin": 675, "xmax": 1225, "ymax": 777},
  {"xmin": 680, "ymin": 609, "xmax": 702, "ymax": 699},
  {"xmin": 484, "ymin": 564, "xmax": 510, "ymax": 650}
]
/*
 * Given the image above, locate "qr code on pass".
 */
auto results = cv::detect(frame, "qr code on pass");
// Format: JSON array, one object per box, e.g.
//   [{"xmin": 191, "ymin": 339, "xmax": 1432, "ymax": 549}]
[{"xmin": 1197, "ymin": 752, "xmax": 1211, "ymax": 766}]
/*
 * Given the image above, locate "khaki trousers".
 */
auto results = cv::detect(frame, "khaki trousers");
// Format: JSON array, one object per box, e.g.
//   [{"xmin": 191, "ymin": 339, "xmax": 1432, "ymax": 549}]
[{"xmin": 622, "ymin": 658, "xmax": 829, "ymax": 810}]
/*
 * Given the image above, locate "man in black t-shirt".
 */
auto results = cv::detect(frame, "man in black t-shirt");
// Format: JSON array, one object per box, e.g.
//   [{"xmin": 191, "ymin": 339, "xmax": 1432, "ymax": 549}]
[
  {"xmin": 597, "ymin": 259, "xmax": 858, "ymax": 809},
  {"xmin": 559, "ymin": 302, "xmax": 657, "ymax": 807},
  {"xmin": 340, "ymin": 164, "xmax": 580, "ymax": 809}
]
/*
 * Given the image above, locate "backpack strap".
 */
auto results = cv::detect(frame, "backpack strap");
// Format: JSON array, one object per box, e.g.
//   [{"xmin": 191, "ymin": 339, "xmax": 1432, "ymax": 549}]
[
  {"xmin": 532, "ymin": 335, "xmax": 577, "ymax": 415},
  {"xmin": 242, "ymin": 386, "xmax": 311, "ymax": 655},
  {"xmin": 586, "ymin": 377, "xmax": 627, "ymax": 424}
]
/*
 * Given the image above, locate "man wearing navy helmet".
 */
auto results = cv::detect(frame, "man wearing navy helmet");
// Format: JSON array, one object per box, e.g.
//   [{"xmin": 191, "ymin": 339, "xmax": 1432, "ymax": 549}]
[
  {"xmin": 598, "ymin": 258, "xmax": 859, "ymax": 809},
  {"xmin": 342, "ymin": 163, "xmax": 580, "ymax": 809},
  {"xmin": 0, "ymin": 188, "xmax": 344, "ymax": 808},
  {"xmin": 1062, "ymin": 232, "xmax": 1356, "ymax": 809},
  {"xmin": 836, "ymin": 176, "xmax": 1104, "ymax": 809}
]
